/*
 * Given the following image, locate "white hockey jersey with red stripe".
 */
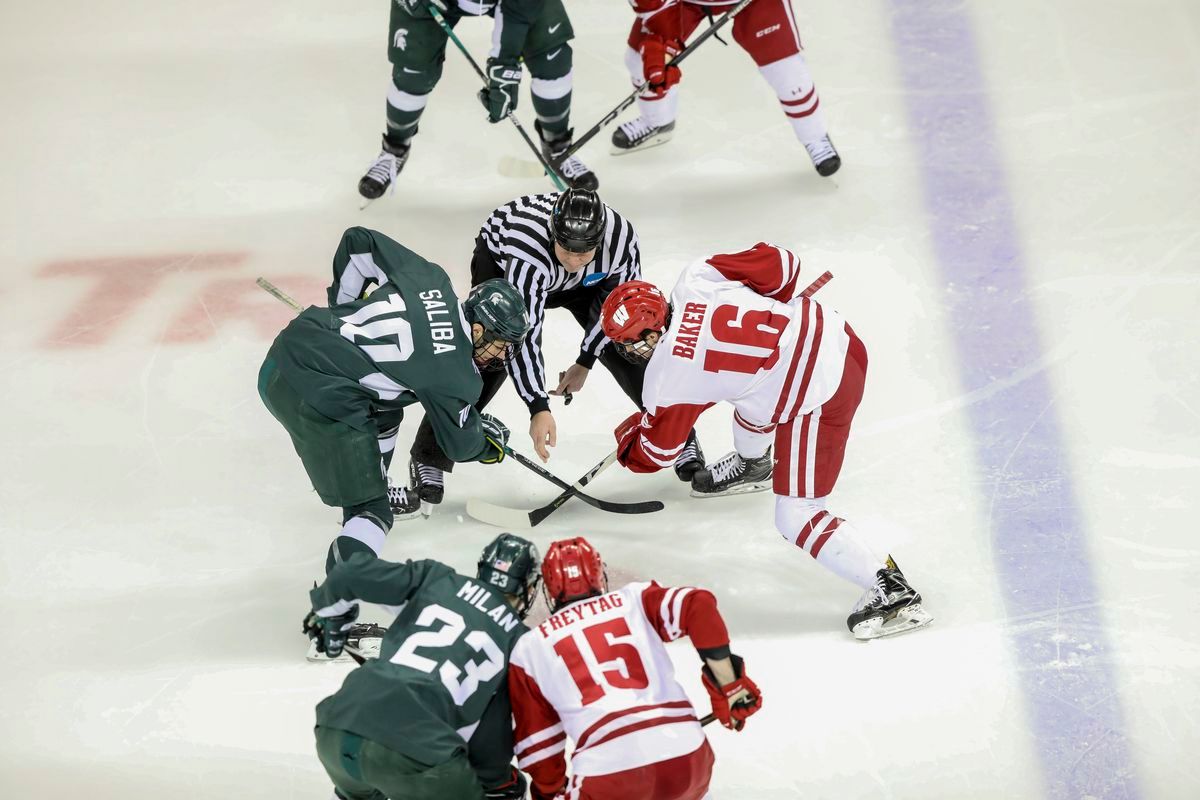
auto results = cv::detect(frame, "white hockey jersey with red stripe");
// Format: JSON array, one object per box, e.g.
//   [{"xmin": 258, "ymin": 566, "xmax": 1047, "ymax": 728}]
[
  {"xmin": 508, "ymin": 582, "xmax": 729, "ymax": 798},
  {"xmin": 618, "ymin": 242, "xmax": 849, "ymax": 473}
]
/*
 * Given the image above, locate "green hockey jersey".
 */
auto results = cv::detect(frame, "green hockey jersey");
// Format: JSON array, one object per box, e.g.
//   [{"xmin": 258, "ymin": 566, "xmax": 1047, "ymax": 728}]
[
  {"xmin": 311, "ymin": 554, "xmax": 528, "ymax": 787},
  {"xmin": 268, "ymin": 227, "xmax": 490, "ymax": 463}
]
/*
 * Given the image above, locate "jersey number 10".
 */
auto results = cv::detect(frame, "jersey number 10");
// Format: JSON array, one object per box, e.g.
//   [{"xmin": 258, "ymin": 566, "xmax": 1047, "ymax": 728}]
[{"xmin": 553, "ymin": 618, "xmax": 650, "ymax": 705}]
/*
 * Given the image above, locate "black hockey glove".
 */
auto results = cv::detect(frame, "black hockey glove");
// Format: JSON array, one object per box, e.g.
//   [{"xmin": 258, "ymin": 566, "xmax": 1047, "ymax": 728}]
[
  {"xmin": 479, "ymin": 58, "xmax": 522, "ymax": 123},
  {"xmin": 484, "ymin": 768, "xmax": 527, "ymax": 800},
  {"xmin": 302, "ymin": 604, "xmax": 359, "ymax": 659},
  {"xmin": 479, "ymin": 414, "xmax": 511, "ymax": 464}
]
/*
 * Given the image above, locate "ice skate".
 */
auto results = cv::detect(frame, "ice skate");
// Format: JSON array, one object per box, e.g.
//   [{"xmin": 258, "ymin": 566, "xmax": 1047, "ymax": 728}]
[
  {"xmin": 409, "ymin": 458, "xmax": 445, "ymax": 505},
  {"xmin": 673, "ymin": 429, "xmax": 705, "ymax": 482},
  {"xmin": 357, "ymin": 135, "xmax": 411, "ymax": 202},
  {"xmin": 538, "ymin": 121, "xmax": 599, "ymax": 191},
  {"xmin": 690, "ymin": 448, "xmax": 773, "ymax": 497},
  {"xmin": 847, "ymin": 557, "xmax": 932, "ymax": 640},
  {"xmin": 387, "ymin": 481, "xmax": 427, "ymax": 521},
  {"xmin": 306, "ymin": 622, "xmax": 387, "ymax": 662},
  {"xmin": 611, "ymin": 117, "xmax": 675, "ymax": 155},
  {"xmin": 804, "ymin": 134, "xmax": 841, "ymax": 177}
]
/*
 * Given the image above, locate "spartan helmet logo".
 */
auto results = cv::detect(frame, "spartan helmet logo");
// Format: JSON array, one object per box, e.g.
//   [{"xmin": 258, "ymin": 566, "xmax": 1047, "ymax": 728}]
[
  {"xmin": 489, "ymin": 291, "xmax": 504, "ymax": 305},
  {"xmin": 393, "ymin": 28, "xmax": 409, "ymax": 50}
]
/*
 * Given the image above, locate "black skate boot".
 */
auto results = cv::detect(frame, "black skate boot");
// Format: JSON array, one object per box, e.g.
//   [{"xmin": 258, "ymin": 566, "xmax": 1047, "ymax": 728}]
[
  {"xmin": 611, "ymin": 116, "xmax": 676, "ymax": 155},
  {"xmin": 804, "ymin": 134, "xmax": 841, "ymax": 177},
  {"xmin": 387, "ymin": 481, "xmax": 425, "ymax": 521},
  {"xmin": 306, "ymin": 622, "xmax": 388, "ymax": 662},
  {"xmin": 358, "ymin": 135, "xmax": 411, "ymax": 200},
  {"xmin": 537, "ymin": 121, "xmax": 599, "ymax": 190},
  {"xmin": 409, "ymin": 458, "xmax": 445, "ymax": 505},
  {"xmin": 846, "ymin": 556, "xmax": 933, "ymax": 640},
  {"xmin": 690, "ymin": 448, "xmax": 773, "ymax": 497},
  {"xmin": 673, "ymin": 429, "xmax": 705, "ymax": 482}
]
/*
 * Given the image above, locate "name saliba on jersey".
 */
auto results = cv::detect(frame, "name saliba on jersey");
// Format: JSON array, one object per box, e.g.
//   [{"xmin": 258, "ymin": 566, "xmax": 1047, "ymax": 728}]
[
  {"xmin": 456, "ymin": 578, "xmax": 522, "ymax": 633},
  {"xmin": 420, "ymin": 289, "xmax": 458, "ymax": 355},
  {"xmin": 535, "ymin": 591, "xmax": 625, "ymax": 638}
]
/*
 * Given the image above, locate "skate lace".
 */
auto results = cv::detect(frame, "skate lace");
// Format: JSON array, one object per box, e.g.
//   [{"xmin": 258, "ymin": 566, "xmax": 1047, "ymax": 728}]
[
  {"xmin": 387, "ymin": 484, "xmax": 411, "ymax": 506},
  {"xmin": 416, "ymin": 464, "xmax": 444, "ymax": 487},
  {"xmin": 364, "ymin": 151, "xmax": 398, "ymax": 192},
  {"xmin": 558, "ymin": 155, "xmax": 592, "ymax": 181},
  {"xmin": 804, "ymin": 135, "xmax": 836, "ymax": 164},
  {"xmin": 675, "ymin": 437, "xmax": 699, "ymax": 464},
  {"xmin": 709, "ymin": 453, "xmax": 745, "ymax": 484},
  {"xmin": 620, "ymin": 117, "xmax": 655, "ymax": 141}
]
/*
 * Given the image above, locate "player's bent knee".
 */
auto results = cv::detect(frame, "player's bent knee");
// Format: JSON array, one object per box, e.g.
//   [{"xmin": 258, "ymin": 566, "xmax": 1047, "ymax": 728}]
[
  {"xmin": 527, "ymin": 46, "xmax": 573, "ymax": 81},
  {"xmin": 775, "ymin": 495, "xmax": 827, "ymax": 543},
  {"xmin": 390, "ymin": 64, "xmax": 440, "ymax": 96}
]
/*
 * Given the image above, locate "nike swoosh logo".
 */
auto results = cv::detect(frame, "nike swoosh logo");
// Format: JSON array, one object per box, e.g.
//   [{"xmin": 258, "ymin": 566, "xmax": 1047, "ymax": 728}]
[
  {"xmin": 402, "ymin": 67, "xmax": 421, "ymax": 73},
  {"xmin": 546, "ymin": 48, "xmax": 563, "ymax": 60},
  {"xmin": 548, "ymin": 23, "xmax": 562, "ymax": 34}
]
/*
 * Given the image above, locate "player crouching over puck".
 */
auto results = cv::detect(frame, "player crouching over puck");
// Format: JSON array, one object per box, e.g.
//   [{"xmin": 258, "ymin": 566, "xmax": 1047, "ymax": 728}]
[
  {"xmin": 508, "ymin": 537, "xmax": 761, "ymax": 800},
  {"xmin": 600, "ymin": 244, "xmax": 933, "ymax": 640}
]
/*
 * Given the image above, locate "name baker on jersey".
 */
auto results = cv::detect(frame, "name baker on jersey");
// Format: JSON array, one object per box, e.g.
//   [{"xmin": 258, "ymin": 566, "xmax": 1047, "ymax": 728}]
[
  {"xmin": 421, "ymin": 289, "xmax": 458, "ymax": 355},
  {"xmin": 535, "ymin": 590, "xmax": 625, "ymax": 638},
  {"xmin": 672, "ymin": 302, "xmax": 709, "ymax": 360}
]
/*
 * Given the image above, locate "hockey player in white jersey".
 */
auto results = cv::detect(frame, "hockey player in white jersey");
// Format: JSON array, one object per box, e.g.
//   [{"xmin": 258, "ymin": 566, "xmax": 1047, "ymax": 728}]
[
  {"xmin": 600, "ymin": 243, "xmax": 932, "ymax": 639},
  {"xmin": 508, "ymin": 537, "xmax": 761, "ymax": 800}
]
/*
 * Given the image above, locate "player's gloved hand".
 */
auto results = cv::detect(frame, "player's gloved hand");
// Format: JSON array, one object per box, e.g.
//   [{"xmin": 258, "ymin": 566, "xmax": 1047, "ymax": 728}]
[
  {"xmin": 479, "ymin": 413, "xmax": 511, "ymax": 464},
  {"xmin": 641, "ymin": 36, "xmax": 681, "ymax": 94},
  {"xmin": 302, "ymin": 604, "xmax": 360, "ymax": 659},
  {"xmin": 479, "ymin": 58, "xmax": 523, "ymax": 123},
  {"xmin": 614, "ymin": 410, "xmax": 643, "ymax": 465},
  {"xmin": 484, "ymin": 768, "xmax": 527, "ymax": 800},
  {"xmin": 701, "ymin": 653, "xmax": 762, "ymax": 731}
]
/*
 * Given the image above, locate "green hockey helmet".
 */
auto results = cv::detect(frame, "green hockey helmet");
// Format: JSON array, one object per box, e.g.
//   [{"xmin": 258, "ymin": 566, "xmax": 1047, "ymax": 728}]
[
  {"xmin": 464, "ymin": 279, "xmax": 532, "ymax": 371},
  {"xmin": 477, "ymin": 533, "xmax": 542, "ymax": 620}
]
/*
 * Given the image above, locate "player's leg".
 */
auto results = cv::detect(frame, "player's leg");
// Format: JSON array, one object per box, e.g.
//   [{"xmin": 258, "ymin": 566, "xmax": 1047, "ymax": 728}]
[
  {"xmin": 573, "ymin": 739, "xmax": 714, "ymax": 800},
  {"xmin": 360, "ymin": 5, "xmax": 453, "ymax": 199},
  {"xmin": 360, "ymin": 740, "xmax": 486, "ymax": 800},
  {"xmin": 521, "ymin": 0, "xmax": 598, "ymax": 189},
  {"xmin": 690, "ymin": 412, "xmax": 774, "ymax": 496},
  {"xmin": 613, "ymin": 6, "xmax": 704, "ymax": 153},
  {"xmin": 772, "ymin": 328, "xmax": 930, "ymax": 637},
  {"xmin": 732, "ymin": 0, "xmax": 840, "ymax": 176},
  {"xmin": 314, "ymin": 727, "xmax": 388, "ymax": 800}
]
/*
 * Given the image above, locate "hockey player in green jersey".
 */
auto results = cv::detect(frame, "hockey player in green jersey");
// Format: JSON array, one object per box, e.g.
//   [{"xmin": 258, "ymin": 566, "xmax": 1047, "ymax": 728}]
[
  {"xmin": 357, "ymin": 0, "xmax": 598, "ymax": 198},
  {"xmin": 258, "ymin": 226, "xmax": 531, "ymax": 576},
  {"xmin": 304, "ymin": 533, "xmax": 540, "ymax": 800}
]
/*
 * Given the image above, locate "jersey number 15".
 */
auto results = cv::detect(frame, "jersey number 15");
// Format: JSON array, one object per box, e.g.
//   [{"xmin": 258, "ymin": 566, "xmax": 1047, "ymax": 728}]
[{"xmin": 553, "ymin": 618, "xmax": 650, "ymax": 705}]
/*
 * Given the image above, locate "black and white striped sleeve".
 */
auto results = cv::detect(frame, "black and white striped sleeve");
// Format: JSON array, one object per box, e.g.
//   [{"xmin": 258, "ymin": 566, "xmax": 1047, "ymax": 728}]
[
  {"xmin": 576, "ymin": 208, "xmax": 643, "ymax": 368},
  {"xmin": 504, "ymin": 259, "xmax": 553, "ymax": 416}
]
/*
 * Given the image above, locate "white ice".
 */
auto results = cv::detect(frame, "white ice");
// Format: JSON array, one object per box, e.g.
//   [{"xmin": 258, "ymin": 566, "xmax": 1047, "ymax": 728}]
[{"xmin": 1, "ymin": 1, "xmax": 1197, "ymax": 798}]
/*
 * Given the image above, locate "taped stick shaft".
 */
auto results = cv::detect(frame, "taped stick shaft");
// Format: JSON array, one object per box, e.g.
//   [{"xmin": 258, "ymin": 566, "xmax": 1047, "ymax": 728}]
[{"xmin": 256, "ymin": 277, "xmax": 303, "ymax": 311}]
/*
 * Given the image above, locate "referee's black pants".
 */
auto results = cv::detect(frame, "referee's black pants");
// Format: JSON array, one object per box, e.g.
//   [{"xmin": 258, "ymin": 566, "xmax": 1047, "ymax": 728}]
[{"xmin": 409, "ymin": 237, "xmax": 646, "ymax": 473}]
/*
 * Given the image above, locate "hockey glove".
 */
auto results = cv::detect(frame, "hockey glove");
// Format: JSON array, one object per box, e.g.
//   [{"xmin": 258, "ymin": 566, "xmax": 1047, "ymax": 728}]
[
  {"xmin": 701, "ymin": 653, "xmax": 762, "ymax": 731},
  {"xmin": 479, "ymin": 58, "xmax": 522, "ymax": 123},
  {"xmin": 641, "ymin": 36, "xmax": 681, "ymax": 95},
  {"xmin": 483, "ymin": 768, "xmax": 527, "ymax": 800},
  {"xmin": 479, "ymin": 413, "xmax": 511, "ymax": 464},
  {"xmin": 302, "ymin": 604, "xmax": 360, "ymax": 660}
]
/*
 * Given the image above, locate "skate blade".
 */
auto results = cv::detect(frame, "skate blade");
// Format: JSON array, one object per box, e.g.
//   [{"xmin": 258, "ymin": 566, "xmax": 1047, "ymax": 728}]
[
  {"xmin": 358, "ymin": 196, "xmax": 377, "ymax": 211},
  {"xmin": 689, "ymin": 481, "xmax": 772, "ymax": 499},
  {"xmin": 610, "ymin": 132, "xmax": 674, "ymax": 156},
  {"xmin": 498, "ymin": 155, "xmax": 550, "ymax": 179},
  {"xmin": 852, "ymin": 604, "xmax": 933, "ymax": 641}
]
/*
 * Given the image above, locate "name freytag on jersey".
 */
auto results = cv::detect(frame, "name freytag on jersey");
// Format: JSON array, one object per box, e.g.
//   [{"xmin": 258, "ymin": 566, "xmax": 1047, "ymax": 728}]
[
  {"xmin": 420, "ymin": 289, "xmax": 457, "ymax": 355},
  {"xmin": 536, "ymin": 591, "xmax": 625, "ymax": 638},
  {"xmin": 456, "ymin": 579, "xmax": 522, "ymax": 632},
  {"xmin": 672, "ymin": 302, "xmax": 709, "ymax": 360}
]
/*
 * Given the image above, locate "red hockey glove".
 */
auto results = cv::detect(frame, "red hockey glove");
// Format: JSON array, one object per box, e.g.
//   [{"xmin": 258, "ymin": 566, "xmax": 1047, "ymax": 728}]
[
  {"xmin": 614, "ymin": 410, "xmax": 643, "ymax": 464},
  {"xmin": 484, "ymin": 768, "xmax": 527, "ymax": 800},
  {"xmin": 641, "ymin": 37, "xmax": 681, "ymax": 93},
  {"xmin": 701, "ymin": 654, "xmax": 762, "ymax": 731}
]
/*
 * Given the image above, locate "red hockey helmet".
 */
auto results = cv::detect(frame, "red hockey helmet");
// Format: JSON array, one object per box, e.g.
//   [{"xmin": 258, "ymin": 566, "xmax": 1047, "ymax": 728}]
[
  {"xmin": 542, "ymin": 537, "xmax": 607, "ymax": 612},
  {"xmin": 600, "ymin": 280, "xmax": 669, "ymax": 363}
]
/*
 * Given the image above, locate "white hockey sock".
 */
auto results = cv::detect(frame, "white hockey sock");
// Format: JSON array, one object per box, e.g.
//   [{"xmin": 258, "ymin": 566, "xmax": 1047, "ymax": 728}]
[
  {"xmin": 624, "ymin": 46, "xmax": 680, "ymax": 127},
  {"xmin": 733, "ymin": 412, "xmax": 774, "ymax": 459},
  {"xmin": 337, "ymin": 515, "xmax": 386, "ymax": 558},
  {"xmin": 758, "ymin": 54, "xmax": 828, "ymax": 147},
  {"xmin": 775, "ymin": 496, "xmax": 885, "ymax": 590}
]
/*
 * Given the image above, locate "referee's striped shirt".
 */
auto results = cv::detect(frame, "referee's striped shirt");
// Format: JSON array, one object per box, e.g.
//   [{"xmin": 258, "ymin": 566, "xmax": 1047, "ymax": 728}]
[{"xmin": 480, "ymin": 193, "xmax": 642, "ymax": 415}]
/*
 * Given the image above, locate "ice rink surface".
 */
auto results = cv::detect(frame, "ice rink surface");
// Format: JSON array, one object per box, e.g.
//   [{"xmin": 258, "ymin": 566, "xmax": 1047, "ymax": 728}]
[{"xmin": 1, "ymin": 1, "xmax": 1197, "ymax": 798}]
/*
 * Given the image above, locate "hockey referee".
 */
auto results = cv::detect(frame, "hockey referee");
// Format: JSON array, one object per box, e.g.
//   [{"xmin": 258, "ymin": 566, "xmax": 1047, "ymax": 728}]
[{"xmin": 404, "ymin": 189, "xmax": 704, "ymax": 513}]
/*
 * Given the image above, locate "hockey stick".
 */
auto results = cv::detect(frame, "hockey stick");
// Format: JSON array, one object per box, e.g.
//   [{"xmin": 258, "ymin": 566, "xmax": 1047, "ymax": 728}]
[
  {"xmin": 257, "ymin": 277, "xmax": 304, "ymax": 311},
  {"xmin": 427, "ymin": 4, "xmax": 567, "ymax": 191},
  {"xmin": 556, "ymin": 0, "xmax": 753, "ymax": 163},
  {"xmin": 466, "ymin": 450, "xmax": 621, "ymax": 528},
  {"xmin": 800, "ymin": 270, "xmax": 833, "ymax": 298}
]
